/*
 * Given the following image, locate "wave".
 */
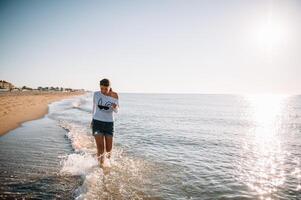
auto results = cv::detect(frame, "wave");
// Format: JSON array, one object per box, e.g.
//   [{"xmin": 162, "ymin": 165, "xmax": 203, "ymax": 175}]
[{"xmin": 71, "ymin": 95, "xmax": 92, "ymax": 113}]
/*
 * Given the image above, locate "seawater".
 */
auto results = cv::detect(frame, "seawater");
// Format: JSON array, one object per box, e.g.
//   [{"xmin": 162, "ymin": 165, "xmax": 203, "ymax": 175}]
[{"xmin": 1, "ymin": 93, "xmax": 301, "ymax": 199}]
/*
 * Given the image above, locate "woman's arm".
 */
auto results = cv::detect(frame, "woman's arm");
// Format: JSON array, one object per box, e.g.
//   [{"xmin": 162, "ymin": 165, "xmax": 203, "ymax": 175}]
[
  {"xmin": 112, "ymin": 101, "xmax": 119, "ymax": 113},
  {"xmin": 110, "ymin": 91, "xmax": 119, "ymax": 113}
]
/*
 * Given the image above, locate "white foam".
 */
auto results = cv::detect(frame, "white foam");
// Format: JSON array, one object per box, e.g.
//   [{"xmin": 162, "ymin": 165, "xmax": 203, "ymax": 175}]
[
  {"xmin": 58, "ymin": 121, "xmax": 97, "ymax": 175},
  {"xmin": 58, "ymin": 120, "xmax": 153, "ymax": 199},
  {"xmin": 70, "ymin": 96, "xmax": 93, "ymax": 113},
  {"xmin": 72, "ymin": 101, "xmax": 81, "ymax": 108},
  {"xmin": 60, "ymin": 153, "xmax": 98, "ymax": 176},
  {"xmin": 62, "ymin": 122, "xmax": 95, "ymax": 153},
  {"xmin": 71, "ymin": 95, "xmax": 87, "ymax": 107}
]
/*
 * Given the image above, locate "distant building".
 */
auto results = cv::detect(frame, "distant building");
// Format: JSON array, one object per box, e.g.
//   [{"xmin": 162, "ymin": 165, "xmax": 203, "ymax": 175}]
[{"xmin": 0, "ymin": 80, "xmax": 15, "ymax": 91}]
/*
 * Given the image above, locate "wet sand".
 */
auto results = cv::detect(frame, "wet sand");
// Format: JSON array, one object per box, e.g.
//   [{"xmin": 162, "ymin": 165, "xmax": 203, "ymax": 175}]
[{"xmin": 0, "ymin": 90, "xmax": 86, "ymax": 136}]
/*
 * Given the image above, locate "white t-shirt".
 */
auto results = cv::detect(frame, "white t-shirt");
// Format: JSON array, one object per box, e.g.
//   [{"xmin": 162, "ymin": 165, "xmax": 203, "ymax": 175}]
[{"xmin": 92, "ymin": 91, "xmax": 119, "ymax": 122}]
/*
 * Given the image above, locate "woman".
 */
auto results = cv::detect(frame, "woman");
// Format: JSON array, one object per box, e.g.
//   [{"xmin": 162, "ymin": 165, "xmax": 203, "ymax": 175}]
[{"xmin": 91, "ymin": 78, "xmax": 119, "ymax": 166}]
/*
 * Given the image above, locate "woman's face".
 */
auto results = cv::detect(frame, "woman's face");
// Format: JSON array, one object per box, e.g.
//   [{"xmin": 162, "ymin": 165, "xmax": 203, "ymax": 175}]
[{"xmin": 100, "ymin": 85, "xmax": 110, "ymax": 94}]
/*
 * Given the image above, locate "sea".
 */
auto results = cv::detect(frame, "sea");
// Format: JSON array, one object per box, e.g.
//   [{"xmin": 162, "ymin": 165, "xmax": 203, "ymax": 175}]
[{"xmin": 1, "ymin": 93, "xmax": 301, "ymax": 200}]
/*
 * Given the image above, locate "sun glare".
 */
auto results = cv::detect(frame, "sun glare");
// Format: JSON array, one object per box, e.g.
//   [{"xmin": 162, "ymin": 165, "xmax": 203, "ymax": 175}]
[
  {"xmin": 249, "ymin": 10, "xmax": 291, "ymax": 59},
  {"xmin": 239, "ymin": 94, "xmax": 289, "ymax": 198},
  {"xmin": 255, "ymin": 21, "xmax": 288, "ymax": 50},
  {"xmin": 246, "ymin": 94, "xmax": 286, "ymax": 135}
]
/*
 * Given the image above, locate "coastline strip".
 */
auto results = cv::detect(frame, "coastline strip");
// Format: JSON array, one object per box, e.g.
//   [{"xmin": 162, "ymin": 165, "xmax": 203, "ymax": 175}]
[{"xmin": 0, "ymin": 91, "xmax": 87, "ymax": 136}]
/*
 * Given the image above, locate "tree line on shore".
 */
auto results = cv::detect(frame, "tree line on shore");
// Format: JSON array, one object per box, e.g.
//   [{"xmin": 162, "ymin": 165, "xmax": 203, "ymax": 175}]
[{"xmin": 0, "ymin": 80, "xmax": 84, "ymax": 92}]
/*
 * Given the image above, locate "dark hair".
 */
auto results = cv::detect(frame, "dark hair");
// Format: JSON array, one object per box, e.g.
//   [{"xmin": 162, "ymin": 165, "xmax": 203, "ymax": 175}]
[{"xmin": 99, "ymin": 78, "xmax": 110, "ymax": 87}]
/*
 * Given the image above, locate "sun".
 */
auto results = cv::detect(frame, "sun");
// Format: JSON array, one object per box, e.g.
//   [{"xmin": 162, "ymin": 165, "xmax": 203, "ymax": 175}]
[
  {"xmin": 255, "ymin": 20, "xmax": 288, "ymax": 50},
  {"xmin": 249, "ymin": 12, "xmax": 291, "ymax": 58}
]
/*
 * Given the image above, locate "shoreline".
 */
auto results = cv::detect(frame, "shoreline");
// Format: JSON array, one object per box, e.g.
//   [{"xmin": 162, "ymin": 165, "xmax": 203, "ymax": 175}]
[{"xmin": 0, "ymin": 91, "xmax": 87, "ymax": 136}]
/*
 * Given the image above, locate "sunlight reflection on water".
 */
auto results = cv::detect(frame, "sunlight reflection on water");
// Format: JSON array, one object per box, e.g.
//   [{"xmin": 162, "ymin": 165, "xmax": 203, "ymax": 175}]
[{"xmin": 238, "ymin": 94, "xmax": 300, "ymax": 199}]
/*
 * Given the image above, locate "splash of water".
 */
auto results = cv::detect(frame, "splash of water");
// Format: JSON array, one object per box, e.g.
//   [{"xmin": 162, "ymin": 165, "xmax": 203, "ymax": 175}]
[{"xmin": 58, "ymin": 120, "xmax": 156, "ymax": 199}]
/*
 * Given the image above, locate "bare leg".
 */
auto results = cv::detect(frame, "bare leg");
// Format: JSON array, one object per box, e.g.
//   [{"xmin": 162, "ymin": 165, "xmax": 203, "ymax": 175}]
[
  {"xmin": 94, "ymin": 135, "xmax": 105, "ymax": 163},
  {"xmin": 105, "ymin": 135, "xmax": 113, "ymax": 159}
]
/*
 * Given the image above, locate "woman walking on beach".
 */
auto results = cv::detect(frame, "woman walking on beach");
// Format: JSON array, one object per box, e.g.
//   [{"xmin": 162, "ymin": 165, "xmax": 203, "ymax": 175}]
[{"xmin": 91, "ymin": 78, "xmax": 119, "ymax": 166}]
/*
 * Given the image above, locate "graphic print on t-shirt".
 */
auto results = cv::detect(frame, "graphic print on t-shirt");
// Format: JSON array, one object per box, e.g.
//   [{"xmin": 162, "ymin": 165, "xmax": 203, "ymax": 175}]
[{"xmin": 97, "ymin": 95, "xmax": 113, "ymax": 111}]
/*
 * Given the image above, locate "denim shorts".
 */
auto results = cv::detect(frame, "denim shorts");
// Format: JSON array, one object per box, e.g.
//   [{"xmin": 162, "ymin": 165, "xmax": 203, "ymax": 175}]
[{"xmin": 92, "ymin": 119, "xmax": 114, "ymax": 137}]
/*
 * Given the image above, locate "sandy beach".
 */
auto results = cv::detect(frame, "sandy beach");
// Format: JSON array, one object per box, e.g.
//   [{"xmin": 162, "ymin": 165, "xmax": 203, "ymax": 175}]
[{"xmin": 0, "ymin": 90, "xmax": 86, "ymax": 136}]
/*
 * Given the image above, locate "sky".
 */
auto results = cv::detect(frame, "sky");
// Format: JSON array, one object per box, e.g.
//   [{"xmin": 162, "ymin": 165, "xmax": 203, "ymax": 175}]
[{"xmin": 0, "ymin": 0, "xmax": 300, "ymax": 94}]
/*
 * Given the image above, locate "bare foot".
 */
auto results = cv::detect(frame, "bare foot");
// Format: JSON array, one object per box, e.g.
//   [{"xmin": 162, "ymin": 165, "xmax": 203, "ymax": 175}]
[
  {"xmin": 97, "ymin": 154, "xmax": 105, "ymax": 166},
  {"xmin": 106, "ymin": 152, "xmax": 111, "ymax": 159}
]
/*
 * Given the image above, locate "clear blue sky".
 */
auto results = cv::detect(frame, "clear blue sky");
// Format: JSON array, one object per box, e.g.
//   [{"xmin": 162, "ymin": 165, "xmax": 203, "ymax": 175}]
[{"xmin": 1, "ymin": 0, "xmax": 300, "ymax": 94}]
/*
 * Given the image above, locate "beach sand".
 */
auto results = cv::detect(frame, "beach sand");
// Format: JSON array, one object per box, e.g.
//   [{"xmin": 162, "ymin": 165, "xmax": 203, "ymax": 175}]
[{"xmin": 0, "ymin": 90, "xmax": 86, "ymax": 136}]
